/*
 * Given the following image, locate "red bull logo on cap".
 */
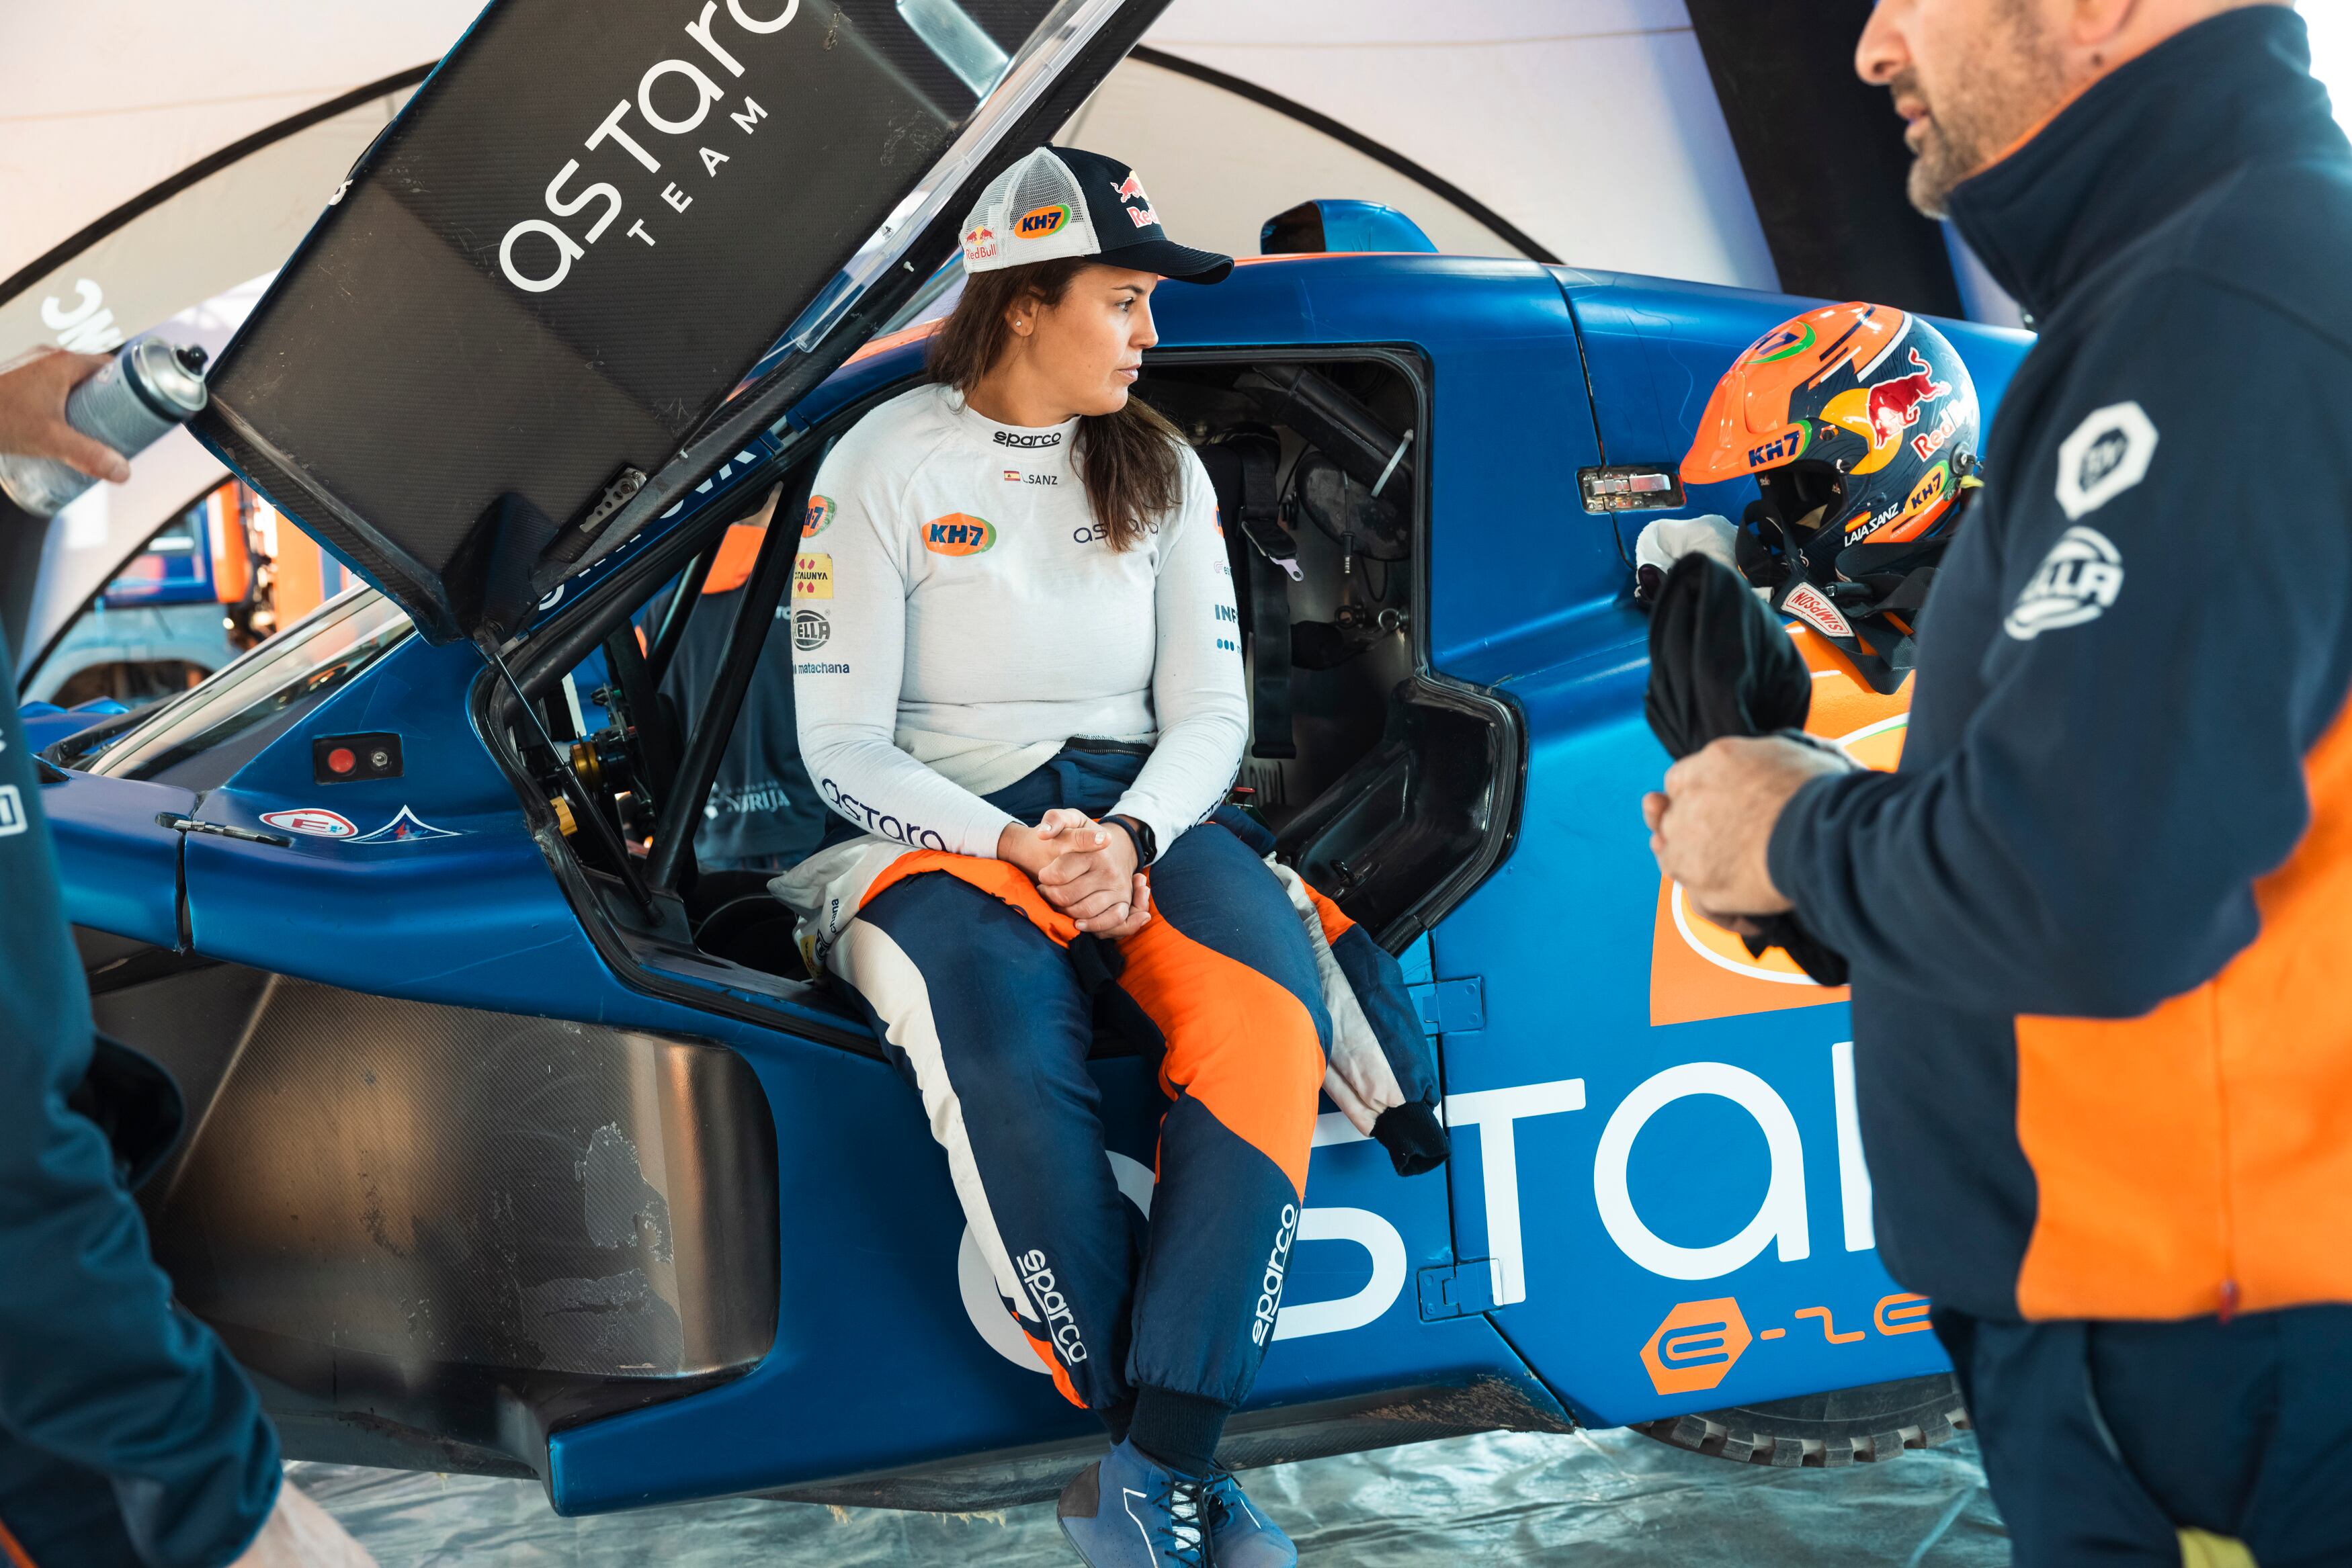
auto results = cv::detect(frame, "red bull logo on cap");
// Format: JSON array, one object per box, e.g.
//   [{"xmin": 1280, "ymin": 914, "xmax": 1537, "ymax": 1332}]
[{"xmin": 1115, "ymin": 171, "xmax": 1149, "ymax": 204}]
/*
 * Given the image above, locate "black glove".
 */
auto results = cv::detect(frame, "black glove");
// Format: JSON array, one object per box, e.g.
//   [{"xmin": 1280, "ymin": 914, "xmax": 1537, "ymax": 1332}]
[{"xmin": 1643, "ymin": 554, "xmax": 1850, "ymax": 988}]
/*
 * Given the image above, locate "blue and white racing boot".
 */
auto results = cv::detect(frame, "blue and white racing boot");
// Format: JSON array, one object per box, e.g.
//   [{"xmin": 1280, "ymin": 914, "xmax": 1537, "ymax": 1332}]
[
  {"xmin": 1058, "ymin": 1438, "xmax": 1213, "ymax": 1567},
  {"xmin": 1205, "ymin": 1466, "xmax": 1297, "ymax": 1567}
]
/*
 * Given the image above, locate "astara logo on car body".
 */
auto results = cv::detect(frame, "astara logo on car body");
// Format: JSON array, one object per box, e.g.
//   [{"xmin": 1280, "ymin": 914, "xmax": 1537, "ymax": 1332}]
[
  {"xmin": 1641, "ymin": 1298, "xmax": 1753, "ymax": 1395},
  {"xmin": 1015, "ymin": 204, "xmax": 1070, "ymax": 238},
  {"xmin": 923, "ymin": 514, "xmax": 997, "ymax": 556},
  {"xmin": 803, "ymin": 494, "xmax": 833, "ymax": 537}
]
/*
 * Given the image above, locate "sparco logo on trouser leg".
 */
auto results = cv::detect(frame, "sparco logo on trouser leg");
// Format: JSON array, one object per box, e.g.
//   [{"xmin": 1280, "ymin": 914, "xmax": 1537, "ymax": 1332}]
[
  {"xmin": 1251, "ymin": 1205, "xmax": 1300, "ymax": 1346},
  {"xmin": 1019, "ymin": 1250, "xmax": 1089, "ymax": 1364}
]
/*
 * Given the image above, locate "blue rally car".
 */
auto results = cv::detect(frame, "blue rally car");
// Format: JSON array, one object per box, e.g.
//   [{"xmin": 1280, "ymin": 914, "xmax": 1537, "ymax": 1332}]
[{"xmin": 32, "ymin": 0, "xmax": 2033, "ymax": 1518}]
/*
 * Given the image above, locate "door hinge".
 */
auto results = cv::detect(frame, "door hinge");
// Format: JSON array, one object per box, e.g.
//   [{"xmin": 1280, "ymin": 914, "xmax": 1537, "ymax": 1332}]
[
  {"xmin": 1408, "ymin": 976, "xmax": 1484, "ymax": 1035},
  {"xmin": 1418, "ymin": 1261, "xmax": 1499, "ymax": 1321},
  {"xmin": 155, "ymin": 812, "xmax": 292, "ymax": 848}
]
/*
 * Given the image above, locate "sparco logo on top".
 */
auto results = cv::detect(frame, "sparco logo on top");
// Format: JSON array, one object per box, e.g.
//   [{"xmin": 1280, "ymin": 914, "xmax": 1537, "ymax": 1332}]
[
  {"xmin": 499, "ymin": 0, "xmax": 799, "ymax": 294},
  {"xmin": 993, "ymin": 429, "xmax": 1062, "ymax": 449}
]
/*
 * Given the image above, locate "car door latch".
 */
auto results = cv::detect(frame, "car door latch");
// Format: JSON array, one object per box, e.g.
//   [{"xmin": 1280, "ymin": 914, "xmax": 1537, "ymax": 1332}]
[
  {"xmin": 155, "ymin": 813, "xmax": 292, "ymax": 848},
  {"xmin": 1418, "ymin": 1261, "xmax": 1500, "ymax": 1321}
]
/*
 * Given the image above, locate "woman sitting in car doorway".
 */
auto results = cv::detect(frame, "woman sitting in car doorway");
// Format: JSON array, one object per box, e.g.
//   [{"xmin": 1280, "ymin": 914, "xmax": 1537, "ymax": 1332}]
[{"xmin": 772, "ymin": 146, "xmax": 1445, "ymax": 1568}]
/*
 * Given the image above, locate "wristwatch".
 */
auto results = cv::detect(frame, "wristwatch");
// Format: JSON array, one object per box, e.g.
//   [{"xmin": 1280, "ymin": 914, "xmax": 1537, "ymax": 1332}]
[{"xmin": 1105, "ymin": 814, "xmax": 1158, "ymax": 869}]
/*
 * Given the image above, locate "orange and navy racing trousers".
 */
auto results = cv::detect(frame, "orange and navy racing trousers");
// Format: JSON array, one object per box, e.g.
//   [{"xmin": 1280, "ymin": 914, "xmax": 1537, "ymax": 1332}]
[{"xmin": 827, "ymin": 745, "xmax": 1329, "ymax": 1430}]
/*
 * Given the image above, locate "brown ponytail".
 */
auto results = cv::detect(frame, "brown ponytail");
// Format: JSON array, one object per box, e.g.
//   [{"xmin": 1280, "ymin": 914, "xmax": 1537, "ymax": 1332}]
[{"xmin": 929, "ymin": 259, "xmax": 1185, "ymax": 552}]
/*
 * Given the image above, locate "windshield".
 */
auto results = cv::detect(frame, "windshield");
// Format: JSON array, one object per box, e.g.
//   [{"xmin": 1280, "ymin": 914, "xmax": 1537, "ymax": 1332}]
[{"xmin": 80, "ymin": 587, "xmax": 413, "ymax": 784}]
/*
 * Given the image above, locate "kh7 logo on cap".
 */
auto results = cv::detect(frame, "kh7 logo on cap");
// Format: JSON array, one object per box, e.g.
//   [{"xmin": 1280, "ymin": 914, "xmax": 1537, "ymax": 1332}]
[
  {"xmin": 923, "ymin": 514, "xmax": 997, "ymax": 556},
  {"xmin": 1015, "ymin": 203, "xmax": 1070, "ymax": 238}
]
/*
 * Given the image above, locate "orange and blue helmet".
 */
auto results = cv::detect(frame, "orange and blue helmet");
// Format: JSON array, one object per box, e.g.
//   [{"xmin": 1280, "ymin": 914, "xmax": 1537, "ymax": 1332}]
[{"xmin": 1681, "ymin": 302, "xmax": 1983, "ymax": 693}]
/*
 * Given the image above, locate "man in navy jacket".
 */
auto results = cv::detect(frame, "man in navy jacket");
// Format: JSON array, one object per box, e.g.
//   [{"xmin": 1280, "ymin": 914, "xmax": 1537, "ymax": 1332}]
[
  {"xmin": 0, "ymin": 350, "xmax": 373, "ymax": 1565},
  {"xmin": 1649, "ymin": 1, "xmax": 2352, "ymax": 1561}
]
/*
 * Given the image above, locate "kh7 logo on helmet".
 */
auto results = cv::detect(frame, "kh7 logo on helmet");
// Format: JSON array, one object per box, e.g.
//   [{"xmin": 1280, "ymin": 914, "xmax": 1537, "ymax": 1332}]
[
  {"xmin": 1015, "ymin": 203, "xmax": 1070, "ymax": 238},
  {"xmin": 1640, "ymin": 1297, "xmax": 1753, "ymax": 1395},
  {"xmin": 923, "ymin": 514, "xmax": 997, "ymax": 556},
  {"xmin": 2006, "ymin": 526, "xmax": 2124, "ymax": 640}
]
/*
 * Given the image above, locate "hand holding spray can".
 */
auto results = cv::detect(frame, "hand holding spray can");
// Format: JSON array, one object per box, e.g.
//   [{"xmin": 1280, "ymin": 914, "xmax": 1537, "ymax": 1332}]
[{"xmin": 0, "ymin": 339, "xmax": 210, "ymax": 517}]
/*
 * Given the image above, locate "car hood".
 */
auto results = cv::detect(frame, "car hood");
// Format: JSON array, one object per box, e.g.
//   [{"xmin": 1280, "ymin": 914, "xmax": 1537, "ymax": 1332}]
[{"xmin": 191, "ymin": 0, "xmax": 1164, "ymax": 644}]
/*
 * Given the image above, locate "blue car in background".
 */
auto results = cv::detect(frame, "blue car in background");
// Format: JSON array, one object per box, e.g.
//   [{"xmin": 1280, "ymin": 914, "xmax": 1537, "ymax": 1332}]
[
  {"xmin": 22, "ymin": 506, "xmax": 239, "ymax": 708},
  {"xmin": 29, "ymin": 0, "xmax": 2033, "ymax": 1521}
]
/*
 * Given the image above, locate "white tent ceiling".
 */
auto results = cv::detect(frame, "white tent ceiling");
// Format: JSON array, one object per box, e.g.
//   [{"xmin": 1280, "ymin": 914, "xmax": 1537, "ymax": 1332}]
[{"xmin": 2, "ymin": 1, "xmax": 1775, "ymax": 299}]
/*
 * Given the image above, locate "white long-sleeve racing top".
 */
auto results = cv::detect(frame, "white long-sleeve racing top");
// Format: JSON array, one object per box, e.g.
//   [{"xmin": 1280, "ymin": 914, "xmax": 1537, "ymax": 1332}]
[{"xmin": 792, "ymin": 382, "xmax": 1247, "ymax": 859}]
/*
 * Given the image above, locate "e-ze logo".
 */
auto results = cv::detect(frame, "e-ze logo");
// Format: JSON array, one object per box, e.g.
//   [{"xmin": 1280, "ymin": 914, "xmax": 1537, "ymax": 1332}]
[
  {"xmin": 1641, "ymin": 1298, "xmax": 1751, "ymax": 1395},
  {"xmin": 498, "ymin": 0, "xmax": 799, "ymax": 294},
  {"xmin": 923, "ymin": 513, "xmax": 997, "ymax": 555},
  {"xmin": 1640, "ymin": 1291, "xmax": 1933, "ymax": 1395},
  {"xmin": 1015, "ymin": 203, "xmax": 1070, "ymax": 238}
]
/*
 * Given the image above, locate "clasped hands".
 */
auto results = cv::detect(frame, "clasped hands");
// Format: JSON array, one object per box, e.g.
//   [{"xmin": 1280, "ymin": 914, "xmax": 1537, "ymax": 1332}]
[{"xmin": 998, "ymin": 809, "xmax": 1151, "ymax": 938}]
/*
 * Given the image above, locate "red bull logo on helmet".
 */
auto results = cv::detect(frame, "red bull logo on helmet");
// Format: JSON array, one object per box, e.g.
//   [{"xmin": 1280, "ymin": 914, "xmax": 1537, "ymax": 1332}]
[
  {"xmin": 1823, "ymin": 346, "xmax": 1953, "ymax": 476},
  {"xmin": 1867, "ymin": 348, "xmax": 1951, "ymax": 448}
]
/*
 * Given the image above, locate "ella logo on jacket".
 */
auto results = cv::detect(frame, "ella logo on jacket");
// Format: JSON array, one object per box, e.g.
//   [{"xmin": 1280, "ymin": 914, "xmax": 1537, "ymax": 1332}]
[
  {"xmin": 2005, "ymin": 526, "xmax": 2123, "ymax": 640},
  {"xmin": 923, "ymin": 514, "xmax": 997, "ymax": 556}
]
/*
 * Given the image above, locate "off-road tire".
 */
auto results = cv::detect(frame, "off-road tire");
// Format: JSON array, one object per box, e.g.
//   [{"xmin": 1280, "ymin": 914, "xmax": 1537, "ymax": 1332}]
[{"xmin": 1633, "ymin": 1373, "xmax": 1970, "ymax": 1468}]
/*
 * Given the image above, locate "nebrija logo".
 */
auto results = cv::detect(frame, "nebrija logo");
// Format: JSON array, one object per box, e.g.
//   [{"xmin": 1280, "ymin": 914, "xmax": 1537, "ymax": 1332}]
[
  {"xmin": 2056, "ymin": 400, "xmax": 2158, "ymax": 520},
  {"xmin": 2006, "ymin": 525, "xmax": 2124, "ymax": 640}
]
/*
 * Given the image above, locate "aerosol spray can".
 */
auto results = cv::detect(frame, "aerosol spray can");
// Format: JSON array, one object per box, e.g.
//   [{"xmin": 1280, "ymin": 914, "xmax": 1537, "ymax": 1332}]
[{"xmin": 0, "ymin": 337, "xmax": 210, "ymax": 517}]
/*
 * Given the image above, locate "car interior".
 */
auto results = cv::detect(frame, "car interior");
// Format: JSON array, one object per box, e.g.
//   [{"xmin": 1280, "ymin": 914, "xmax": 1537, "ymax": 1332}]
[{"xmin": 487, "ymin": 347, "xmax": 1523, "ymax": 1049}]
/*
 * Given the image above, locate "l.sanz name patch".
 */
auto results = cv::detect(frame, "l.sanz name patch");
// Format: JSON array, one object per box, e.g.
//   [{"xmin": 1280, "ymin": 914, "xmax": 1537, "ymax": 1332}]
[
  {"xmin": 2056, "ymin": 401, "xmax": 2158, "ymax": 520},
  {"xmin": 2006, "ymin": 525, "xmax": 2124, "ymax": 640}
]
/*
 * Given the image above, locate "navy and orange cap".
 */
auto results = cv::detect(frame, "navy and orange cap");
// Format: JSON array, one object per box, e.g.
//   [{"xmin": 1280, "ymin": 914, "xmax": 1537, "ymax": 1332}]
[{"xmin": 960, "ymin": 146, "xmax": 1232, "ymax": 283}]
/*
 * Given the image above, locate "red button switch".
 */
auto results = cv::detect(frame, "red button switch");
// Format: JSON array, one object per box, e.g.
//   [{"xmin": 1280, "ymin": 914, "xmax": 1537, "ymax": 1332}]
[{"xmin": 326, "ymin": 746, "xmax": 357, "ymax": 775}]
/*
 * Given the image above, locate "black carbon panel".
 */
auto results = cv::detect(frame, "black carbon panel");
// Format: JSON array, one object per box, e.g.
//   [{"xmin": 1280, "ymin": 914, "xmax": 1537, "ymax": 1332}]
[
  {"xmin": 122, "ymin": 967, "xmax": 778, "ymax": 1395},
  {"xmin": 198, "ymin": 0, "xmax": 1063, "ymax": 631}
]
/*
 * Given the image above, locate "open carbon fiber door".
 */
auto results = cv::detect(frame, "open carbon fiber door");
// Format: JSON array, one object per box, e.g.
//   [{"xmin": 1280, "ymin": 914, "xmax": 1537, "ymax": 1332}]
[{"xmin": 193, "ymin": 0, "xmax": 1166, "ymax": 643}]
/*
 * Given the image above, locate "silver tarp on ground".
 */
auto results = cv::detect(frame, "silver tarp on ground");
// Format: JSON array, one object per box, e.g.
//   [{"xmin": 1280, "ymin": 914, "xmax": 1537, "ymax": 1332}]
[{"xmin": 290, "ymin": 1428, "xmax": 2008, "ymax": 1565}]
